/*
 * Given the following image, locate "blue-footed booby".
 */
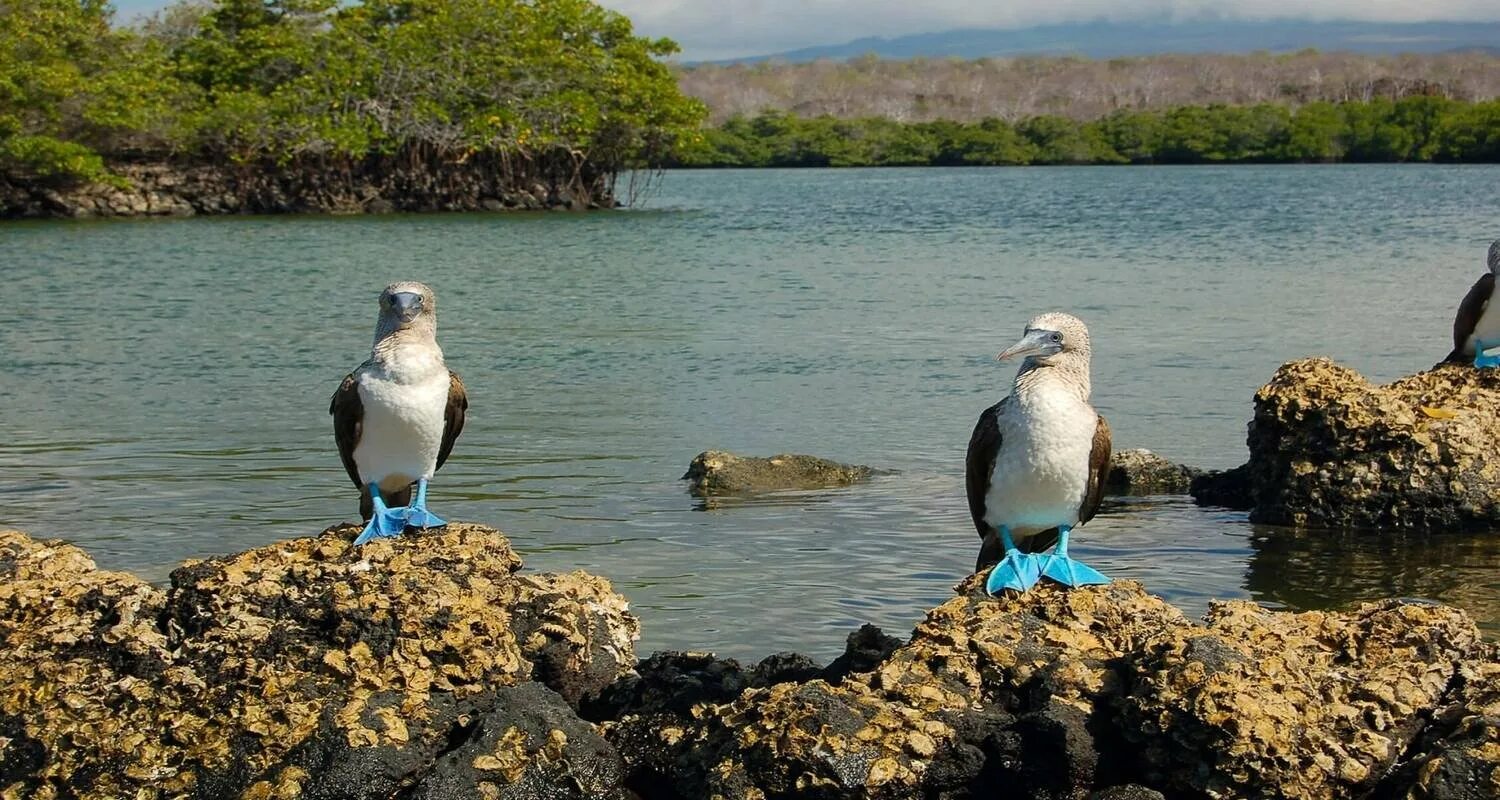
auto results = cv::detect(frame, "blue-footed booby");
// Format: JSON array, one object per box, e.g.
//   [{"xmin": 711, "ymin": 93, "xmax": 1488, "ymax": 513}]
[
  {"xmin": 965, "ymin": 312, "xmax": 1112, "ymax": 593},
  {"xmin": 331, "ymin": 281, "xmax": 468, "ymax": 545},
  {"xmin": 1447, "ymin": 239, "xmax": 1500, "ymax": 367}
]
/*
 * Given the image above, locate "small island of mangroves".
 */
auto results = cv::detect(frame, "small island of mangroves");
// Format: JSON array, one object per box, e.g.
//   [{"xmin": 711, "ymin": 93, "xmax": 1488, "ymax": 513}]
[{"xmin": 0, "ymin": 0, "xmax": 706, "ymax": 217}]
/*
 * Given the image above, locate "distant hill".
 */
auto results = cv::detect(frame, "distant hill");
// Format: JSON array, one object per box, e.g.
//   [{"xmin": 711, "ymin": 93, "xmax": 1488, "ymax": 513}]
[{"xmin": 721, "ymin": 18, "xmax": 1500, "ymax": 64}]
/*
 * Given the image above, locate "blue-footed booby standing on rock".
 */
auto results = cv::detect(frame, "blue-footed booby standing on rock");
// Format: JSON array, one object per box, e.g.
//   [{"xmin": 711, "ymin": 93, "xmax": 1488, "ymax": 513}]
[
  {"xmin": 1447, "ymin": 239, "xmax": 1500, "ymax": 367},
  {"xmin": 331, "ymin": 282, "xmax": 468, "ymax": 545},
  {"xmin": 965, "ymin": 312, "xmax": 1112, "ymax": 593}
]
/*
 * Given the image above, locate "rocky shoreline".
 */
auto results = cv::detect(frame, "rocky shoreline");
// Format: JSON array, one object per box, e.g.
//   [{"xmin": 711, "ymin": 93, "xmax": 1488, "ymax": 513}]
[
  {"xmin": 1189, "ymin": 358, "xmax": 1500, "ymax": 529},
  {"xmin": 0, "ymin": 159, "xmax": 619, "ymax": 220},
  {"xmin": 4, "ymin": 523, "xmax": 1496, "ymax": 799}
]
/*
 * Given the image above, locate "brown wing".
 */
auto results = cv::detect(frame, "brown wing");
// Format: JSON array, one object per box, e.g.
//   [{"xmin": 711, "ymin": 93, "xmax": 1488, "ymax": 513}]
[
  {"xmin": 436, "ymin": 370, "xmax": 468, "ymax": 471},
  {"xmin": 965, "ymin": 400, "xmax": 1003, "ymax": 541},
  {"xmin": 1449, "ymin": 272, "xmax": 1494, "ymax": 361},
  {"xmin": 330, "ymin": 371, "xmax": 364, "ymax": 489},
  {"xmin": 1079, "ymin": 414, "xmax": 1112, "ymax": 525}
]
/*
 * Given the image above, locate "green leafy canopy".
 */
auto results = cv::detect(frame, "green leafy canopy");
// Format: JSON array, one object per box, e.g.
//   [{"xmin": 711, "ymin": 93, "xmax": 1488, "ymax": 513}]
[{"xmin": 0, "ymin": 0, "xmax": 706, "ymax": 182}]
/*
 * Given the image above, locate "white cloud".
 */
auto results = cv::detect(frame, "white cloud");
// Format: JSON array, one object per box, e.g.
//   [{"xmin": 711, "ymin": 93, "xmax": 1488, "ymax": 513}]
[
  {"xmin": 107, "ymin": 0, "xmax": 1500, "ymax": 60},
  {"xmin": 601, "ymin": 0, "xmax": 1500, "ymax": 60}
]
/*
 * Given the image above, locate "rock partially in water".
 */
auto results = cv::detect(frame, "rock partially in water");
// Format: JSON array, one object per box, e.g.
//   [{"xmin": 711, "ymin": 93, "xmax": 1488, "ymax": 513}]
[
  {"xmin": 0, "ymin": 524, "xmax": 638, "ymax": 799},
  {"xmin": 1104, "ymin": 449, "xmax": 1202, "ymax": 495},
  {"xmin": 1188, "ymin": 463, "xmax": 1255, "ymax": 509},
  {"xmin": 1203, "ymin": 357, "xmax": 1500, "ymax": 528},
  {"xmin": 600, "ymin": 578, "xmax": 1497, "ymax": 799},
  {"xmin": 0, "ymin": 158, "xmax": 618, "ymax": 220},
  {"xmin": 683, "ymin": 449, "xmax": 877, "ymax": 496}
]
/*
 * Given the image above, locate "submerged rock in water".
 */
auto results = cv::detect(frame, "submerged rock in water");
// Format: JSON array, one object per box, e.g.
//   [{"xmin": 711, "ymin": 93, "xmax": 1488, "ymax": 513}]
[
  {"xmin": 0, "ymin": 524, "xmax": 638, "ymax": 799},
  {"xmin": 600, "ymin": 578, "xmax": 1498, "ymax": 800},
  {"xmin": 1194, "ymin": 357, "xmax": 1500, "ymax": 528},
  {"xmin": 682, "ymin": 449, "xmax": 877, "ymax": 496},
  {"xmin": 1104, "ymin": 449, "xmax": 1202, "ymax": 495}
]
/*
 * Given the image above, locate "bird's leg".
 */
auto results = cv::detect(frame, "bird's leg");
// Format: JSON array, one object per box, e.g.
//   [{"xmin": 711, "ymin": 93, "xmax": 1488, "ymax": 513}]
[
  {"xmin": 400, "ymin": 478, "xmax": 447, "ymax": 530},
  {"xmin": 1475, "ymin": 339, "xmax": 1500, "ymax": 368},
  {"xmin": 354, "ymin": 483, "xmax": 408, "ymax": 545},
  {"xmin": 1037, "ymin": 525, "xmax": 1110, "ymax": 588},
  {"xmin": 984, "ymin": 526, "xmax": 1042, "ymax": 594}
]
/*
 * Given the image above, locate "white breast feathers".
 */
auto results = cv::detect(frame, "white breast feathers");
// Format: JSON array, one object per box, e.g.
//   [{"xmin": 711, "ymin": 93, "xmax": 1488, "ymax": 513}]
[
  {"xmin": 983, "ymin": 384, "xmax": 1097, "ymax": 539},
  {"xmin": 352, "ymin": 351, "xmax": 450, "ymax": 493}
]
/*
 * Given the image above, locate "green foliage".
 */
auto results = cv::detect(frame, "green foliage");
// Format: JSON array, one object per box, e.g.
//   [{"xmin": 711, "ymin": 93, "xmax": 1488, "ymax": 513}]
[
  {"xmin": 1432, "ymin": 100, "xmax": 1500, "ymax": 161},
  {"xmin": 1096, "ymin": 111, "xmax": 1163, "ymax": 163},
  {"xmin": 1020, "ymin": 116, "xmax": 1121, "ymax": 164},
  {"xmin": 676, "ymin": 99, "xmax": 1500, "ymax": 168},
  {"xmin": 0, "ymin": 135, "xmax": 110, "ymax": 182},
  {"xmin": 1281, "ymin": 102, "xmax": 1346, "ymax": 162},
  {"xmin": 931, "ymin": 118, "xmax": 1034, "ymax": 166},
  {"xmin": 0, "ymin": 0, "xmax": 184, "ymax": 181},
  {"xmin": 0, "ymin": 0, "xmax": 705, "ymax": 183}
]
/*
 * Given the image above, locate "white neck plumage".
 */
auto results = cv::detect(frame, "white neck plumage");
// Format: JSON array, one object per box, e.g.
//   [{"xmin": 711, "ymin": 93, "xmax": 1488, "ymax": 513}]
[
  {"xmin": 1013, "ymin": 355, "xmax": 1092, "ymax": 404},
  {"xmin": 371, "ymin": 326, "xmax": 443, "ymax": 374}
]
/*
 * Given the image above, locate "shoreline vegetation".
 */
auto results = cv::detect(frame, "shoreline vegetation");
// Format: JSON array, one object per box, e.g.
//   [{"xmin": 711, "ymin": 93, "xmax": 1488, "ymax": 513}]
[
  {"xmin": 5, "ymin": 4, "xmax": 1500, "ymax": 220},
  {"xmin": 668, "ymin": 50, "xmax": 1500, "ymax": 168},
  {"xmin": 667, "ymin": 98, "xmax": 1500, "ymax": 168},
  {"xmin": 0, "ymin": 0, "xmax": 705, "ymax": 217}
]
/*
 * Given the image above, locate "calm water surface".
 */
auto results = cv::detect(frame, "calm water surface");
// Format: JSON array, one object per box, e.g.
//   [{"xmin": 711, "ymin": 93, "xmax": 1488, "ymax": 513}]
[{"xmin": 4, "ymin": 166, "xmax": 1500, "ymax": 659}]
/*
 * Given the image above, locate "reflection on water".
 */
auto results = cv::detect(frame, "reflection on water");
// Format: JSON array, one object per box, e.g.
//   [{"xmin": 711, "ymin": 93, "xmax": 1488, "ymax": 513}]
[
  {"xmin": 5, "ymin": 166, "xmax": 1500, "ymax": 659},
  {"xmin": 1245, "ymin": 526, "xmax": 1500, "ymax": 637}
]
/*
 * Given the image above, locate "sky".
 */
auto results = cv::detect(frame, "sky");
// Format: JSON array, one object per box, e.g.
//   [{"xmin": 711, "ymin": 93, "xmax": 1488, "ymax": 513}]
[{"xmin": 109, "ymin": 0, "xmax": 1500, "ymax": 61}]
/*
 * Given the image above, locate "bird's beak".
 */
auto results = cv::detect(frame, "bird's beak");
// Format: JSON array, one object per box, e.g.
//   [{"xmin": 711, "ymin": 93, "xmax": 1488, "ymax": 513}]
[
  {"xmin": 997, "ymin": 329, "xmax": 1061, "ymax": 362},
  {"xmin": 391, "ymin": 292, "xmax": 423, "ymax": 323}
]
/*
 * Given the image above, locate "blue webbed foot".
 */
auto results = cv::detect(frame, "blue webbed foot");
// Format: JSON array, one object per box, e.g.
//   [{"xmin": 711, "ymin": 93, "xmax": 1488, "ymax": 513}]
[
  {"xmin": 354, "ymin": 504, "xmax": 407, "ymax": 546},
  {"xmin": 399, "ymin": 506, "xmax": 447, "ymax": 530},
  {"xmin": 1038, "ymin": 553, "xmax": 1110, "ymax": 587},
  {"xmin": 1036, "ymin": 525, "xmax": 1110, "ymax": 588},
  {"xmin": 984, "ymin": 526, "xmax": 1041, "ymax": 594},
  {"xmin": 400, "ymin": 478, "xmax": 448, "ymax": 530},
  {"xmin": 985, "ymin": 550, "xmax": 1041, "ymax": 594},
  {"xmin": 1475, "ymin": 339, "xmax": 1500, "ymax": 368}
]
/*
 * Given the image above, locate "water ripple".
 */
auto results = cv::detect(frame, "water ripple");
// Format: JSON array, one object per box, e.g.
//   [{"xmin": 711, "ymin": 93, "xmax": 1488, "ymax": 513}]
[{"xmin": 4, "ymin": 165, "xmax": 1500, "ymax": 658}]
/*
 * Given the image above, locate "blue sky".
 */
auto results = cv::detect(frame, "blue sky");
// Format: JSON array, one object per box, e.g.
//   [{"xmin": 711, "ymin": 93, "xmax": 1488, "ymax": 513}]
[{"xmin": 110, "ymin": 0, "xmax": 1500, "ymax": 61}]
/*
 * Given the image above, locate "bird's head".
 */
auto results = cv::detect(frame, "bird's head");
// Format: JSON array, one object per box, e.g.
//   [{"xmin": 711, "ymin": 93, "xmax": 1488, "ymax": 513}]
[
  {"xmin": 375, "ymin": 281, "xmax": 437, "ymax": 340},
  {"xmin": 1489, "ymin": 239, "xmax": 1500, "ymax": 275},
  {"xmin": 997, "ymin": 312, "xmax": 1091, "ymax": 368}
]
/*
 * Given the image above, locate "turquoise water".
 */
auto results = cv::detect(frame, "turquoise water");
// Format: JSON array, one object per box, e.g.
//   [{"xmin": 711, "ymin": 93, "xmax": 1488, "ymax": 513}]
[{"xmin": 4, "ymin": 165, "xmax": 1500, "ymax": 658}]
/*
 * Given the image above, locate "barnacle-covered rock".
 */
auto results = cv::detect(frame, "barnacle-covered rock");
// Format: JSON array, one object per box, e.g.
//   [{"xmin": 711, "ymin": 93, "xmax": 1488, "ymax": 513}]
[
  {"xmin": 682, "ymin": 449, "xmax": 878, "ymax": 496},
  {"xmin": 408, "ymin": 683, "xmax": 628, "ymax": 800},
  {"xmin": 0, "ymin": 531, "xmax": 183, "ymax": 796},
  {"xmin": 607, "ymin": 580, "xmax": 1189, "ymax": 799},
  {"xmin": 8, "ymin": 522, "xmax": 1500, "ymax": 800},
  {"xmin": 510, "ymin": 571, "xmax": 641, "ymax": 706},
  {"xmin": 1121, "ymin": 599, "xmax": 1481, "ymax": 799},
  {"xmin": 0, "ymin": 523, "xmax": 638, "ymax": 800},
  {"xmin": 1195, "ymin": 357, "xmax": 1500, "ymax": 528},
  {"xmin": 602, "ymin": 579, "xmax": 1497, "ymax": 800},
  {"xmin": 1375, "ymin": 654, "xmax": 1500, "ymax": 800}
]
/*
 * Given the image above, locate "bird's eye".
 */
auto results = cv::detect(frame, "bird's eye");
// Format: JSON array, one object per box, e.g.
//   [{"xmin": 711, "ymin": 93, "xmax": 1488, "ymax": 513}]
[{"xmin": 1050, "ymin": 332, "xmax": 1063, "ymax": 344}]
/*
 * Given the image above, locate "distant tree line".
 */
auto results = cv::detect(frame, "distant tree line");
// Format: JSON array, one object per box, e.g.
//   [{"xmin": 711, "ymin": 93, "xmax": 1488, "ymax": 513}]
[
  {"xmin": 1, "ymin": 0, "xmax": 704, "ymax": 196},
  {"xmin": 676, "ymin": 52, "xmax": 1500, "ymax": 124},
  {"xmin": 670, "ymin": 97, "xmax": 1500, "ymax": 167}
]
